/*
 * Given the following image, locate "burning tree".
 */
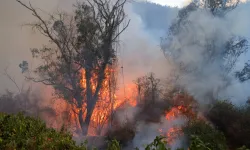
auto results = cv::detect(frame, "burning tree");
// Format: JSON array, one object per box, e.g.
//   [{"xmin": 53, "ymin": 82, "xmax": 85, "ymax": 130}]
[{"xmin": 17, "ymin": 0, "xmax": 129, "ymax": 135}]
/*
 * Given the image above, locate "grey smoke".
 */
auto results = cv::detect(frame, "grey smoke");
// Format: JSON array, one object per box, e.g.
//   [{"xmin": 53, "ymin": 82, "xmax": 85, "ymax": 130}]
[
  {"xmin": 0, "ymin": 0, "xmax": 177, "ymax": 148},
  {"xmin": 132, "ymin": 116, "xmax": 187, "ymax": 149},
  {"xmin": 159, "ymin": 1, "xmax": 250, "ymax": 106},
  {"xmin": 128, "ymin": 1, "xmax": 250, "ymax": 148},
  {"xmin": 2, "ymin": 0, "xmax": 250, "ymax": 149}
]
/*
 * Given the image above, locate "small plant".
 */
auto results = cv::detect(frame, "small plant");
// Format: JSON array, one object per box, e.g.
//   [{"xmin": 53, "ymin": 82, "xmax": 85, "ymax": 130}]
[
  {"xmin": 237, "ymin": 145, "xmax": 250, "ymax": 150},
  {"xmin": 107, "ymin": 139, "xmax": 121, "ymax": 150},
  {"xmin": 189, "ymin": 135, "xmax": 211, "ymax": 150},
  {"xmin": 183, "ymin": 119, "xmax": 228, "ymax": 150},
  {"xmin": 145, "ymin": 136, "xmax": 169, "ymax": 150},
  {"xmin": 143, "ymin": 136, "xmax": 184, "ymax": 150},
  {"xmin": 207, "ymin": 100, "xmax": 250, "ymax": 148}
]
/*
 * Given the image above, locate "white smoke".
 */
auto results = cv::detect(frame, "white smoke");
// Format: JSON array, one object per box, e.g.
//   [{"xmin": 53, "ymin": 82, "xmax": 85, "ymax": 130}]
[
  {"xmin": 132, "ymin": 116, "xmax": 187, "ymax": 149},
  {"xmin": 2, "ymin": 0, "xmax": 250, "ymax": 149},
  {"xmin": 0, "ymin": 0, "xmax": 176, "ymax": 148},
  {"xmin": 160, "ymin": 1, "xmax": 250, "ymax": 106},
  {"xmin": 127, "ymin": 1, "xmax": 250, "ymax": 149}
]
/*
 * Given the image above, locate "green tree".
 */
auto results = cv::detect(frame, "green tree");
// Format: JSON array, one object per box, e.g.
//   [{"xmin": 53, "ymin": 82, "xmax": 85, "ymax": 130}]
[{"xmin": 16, "ymin": 0, "xmax": 129, "ymax": 135}]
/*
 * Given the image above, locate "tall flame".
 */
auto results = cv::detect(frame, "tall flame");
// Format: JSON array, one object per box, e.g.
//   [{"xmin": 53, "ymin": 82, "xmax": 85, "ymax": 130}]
[
  {"xmin": 52, "ymin": 65, "xmax": 192, "ymax": 145},
  {"xmin": 62, "ymin": 66, "xmax": 138, "ymax": 135}
]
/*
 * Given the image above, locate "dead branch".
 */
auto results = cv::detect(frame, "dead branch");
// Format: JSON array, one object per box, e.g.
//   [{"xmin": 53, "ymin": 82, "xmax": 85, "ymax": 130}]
[{"xmin": 3, "ymin": 67, "xmax": 21, "ymax": 93}]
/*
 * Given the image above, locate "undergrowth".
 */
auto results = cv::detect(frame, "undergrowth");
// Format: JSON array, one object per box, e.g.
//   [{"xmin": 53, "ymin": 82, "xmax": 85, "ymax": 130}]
[{"xmin": 0, "ymin": 113, "xmax": 249, "ymax": 150}]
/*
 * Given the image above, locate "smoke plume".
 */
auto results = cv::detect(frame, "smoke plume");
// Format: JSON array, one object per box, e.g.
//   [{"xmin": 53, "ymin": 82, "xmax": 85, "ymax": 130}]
[
  {"xmin": 2, "ymin": 0, "xmax": 250, "ymax": 149},
  {"xmin": 160, "ymin": 1, "xmax": 250, "ymax": 106}
]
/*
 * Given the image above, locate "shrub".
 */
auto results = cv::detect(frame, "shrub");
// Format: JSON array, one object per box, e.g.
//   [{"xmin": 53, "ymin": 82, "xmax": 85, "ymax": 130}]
[
  {"xmin": 144, "ymin": 136, "xmax": 170, "ymax": 150},
  {"xmin": 237, "ymin": 146, "xmax": 250, "ymax": 150},
  {"xmin": 106, "ymin": 121, "xmax": 136, "ymax": 146},
  {"xmin": 183, "ymin": 120, "xmax": 228, "ymax": 150},
  {"xmin": 0, "ymin": 113, "xmax": 86, "ymax": 150},
  {"xmin": 142, "ymin": 135, "xmax": 209, "ymax": 150},
  {"xmin": 206, "ymin": 100, "xmax": 250, "ymax": 149},
  {"xmin": 106, "ymin": 139, "xmax": 121, "ymax": 150},
  {"xmin": 189, "ymin": 135, "xmax": 211, "ymax": 150}
]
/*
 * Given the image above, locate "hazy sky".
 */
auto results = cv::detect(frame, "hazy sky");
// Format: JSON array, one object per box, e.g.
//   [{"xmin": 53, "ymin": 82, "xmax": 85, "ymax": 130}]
[
  {"xmin": 149, "ymin": 0, "xmax": 249, "ymax": 7},
  {"xmin": 149, "ymin": 0, "xmax": 190, "ymax": 7}
]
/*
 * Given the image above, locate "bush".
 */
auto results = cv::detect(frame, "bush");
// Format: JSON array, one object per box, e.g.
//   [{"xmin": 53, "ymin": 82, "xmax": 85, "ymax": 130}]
[
  {"xmin": 206, "ymin": 100, "xmax": 250, "ymax": 149},
  {"xmin": 106, "ymin": 121, "xmax": 136, "ymax": 146},
  {"xmin": 144, "ymin": 136, "xmax": 170, "ymax": 150},
  {"xmin": 189, "ymin": 135, "xmax": 211, "ymax": 150},
  {"xmin": 0, "ymin": 113, "xmax": 86, "ymax": 150},
  {"xmin": 142, "ymin": 136, "xmax": 209, "ymax": 150},
  {"xmin": 106, "ymin": 139, "xmax": 121, "ymax": 150},
  {"xmin": 2, "ymin": 110, "xmax": 248, "ymax": 150},
  {"xmin": 183, "ymin": 120, "xmax": 228, "ymax": 150}
]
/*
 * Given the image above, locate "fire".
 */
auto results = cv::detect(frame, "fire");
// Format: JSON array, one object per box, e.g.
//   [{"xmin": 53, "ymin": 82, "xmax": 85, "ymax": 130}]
[
  {"xmin": 166, "ymin": 127, "xmax": 182, "ymax": 144},
  {"xmin": 55, "ymin": 64, "xmax": 193, "ymax": 141},
  {"xmin": 165, "ymin": 105, "xmax": 189, "ymax": 120},
  {"xmin": 159, "ymin": 105, "xmax": 187, "ymax": 145},
  {"xmin": 64, "ymin": 66, "xmax": 137, "ymax": 135}
]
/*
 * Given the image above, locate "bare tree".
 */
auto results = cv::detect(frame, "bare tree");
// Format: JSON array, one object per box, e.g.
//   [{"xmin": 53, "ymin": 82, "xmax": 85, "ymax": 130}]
[
  {"xmin": 2, "ymin": 67, "xmax": 22, "ymax": 93},
  {"xmin": 235, "ymin": 61, "xmax": 250, "ymax": 82},
  {"xmin": 17, "ymin": 0, "xmax": 129, "ymax": 135},
  {"xmin": 201, "ymin": 0, "xmax": 239, "ymax": 16},
  {"xmin": 134, "ymin": 73, "xmax": 161, "ymax": 104}
]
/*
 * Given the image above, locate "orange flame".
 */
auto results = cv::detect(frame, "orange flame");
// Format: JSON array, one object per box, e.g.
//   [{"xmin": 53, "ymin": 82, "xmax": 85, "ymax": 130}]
[
  {"xmin": 159, "ymin": 105, "xmax": 187, "ymax": 145},
  {"xmin": 61, "ymin": 66, "xmax": 138, "ymax": 135}
]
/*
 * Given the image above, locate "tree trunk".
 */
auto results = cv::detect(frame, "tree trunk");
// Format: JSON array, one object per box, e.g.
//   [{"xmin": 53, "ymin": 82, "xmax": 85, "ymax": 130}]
[
  {"xmin": 80, "ymin": 63, "xmax": 107, "ymax": 135},
  {"xmin": 78, "ymin": 108, "xmax": 94, "ymax": 135},
  {"xmin": 78, "ymin": 108, "xmax": 86, "ymax": 135},
  {"xmin": 76, "ymin": 108, "xmax": 90, "ymax": 136},
  {"xmin": 80, "ymin": 69, "xmax": 93, "ymax": 135},
  {"xmin": 81, "ymin": 102, "xmax": 95, "ymax": 135}
]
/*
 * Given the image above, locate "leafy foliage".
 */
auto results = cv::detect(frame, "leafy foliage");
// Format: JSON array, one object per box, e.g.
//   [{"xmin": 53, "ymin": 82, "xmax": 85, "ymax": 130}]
[
  {"xmin": 106, "ymin": 139, "xmax": 121, "ymax": 150},
  {"xmin": 145, "ymin": 136, "xmax": 169, "ymax": 150},
  {"xmin": 237, "ymin": 146, "xmax": 250, "ymax": 150},
  {"xmin": 1, "ymin": 112, "xmax": 248, "ymax": 150},
  {"xmin": 0, "ymin": 113, "xmax": 87, "ymax": 150},
  {"xmin": 189, "ymin": 135, "xmax": 211, "ymax": 150},
  {"xmin": 141, "ymin": 135, "xmax": 215, "ymax": 150},
  {"xmin": 183, "ymin": 119, "xmax": 228, "ymax": 150},
  {"xmin": 207, "ymin": 100, "xmax": 250, "ymax": 149}
]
